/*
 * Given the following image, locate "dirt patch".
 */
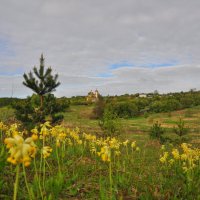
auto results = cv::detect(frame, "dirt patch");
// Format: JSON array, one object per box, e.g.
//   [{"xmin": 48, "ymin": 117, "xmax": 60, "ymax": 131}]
[
  {"xmin": 161, "ymin": 124, "xmax": 174, "ymax": 128},
  {"xmin": 126, "ymin": 130, "xmax": 146, "ymax": 135}
]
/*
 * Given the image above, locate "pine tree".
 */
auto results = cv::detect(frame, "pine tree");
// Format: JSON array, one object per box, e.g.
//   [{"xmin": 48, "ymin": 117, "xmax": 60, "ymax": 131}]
[{"xmin": 23, "ymin": 54, "xmax": 60, "ymax": 109}]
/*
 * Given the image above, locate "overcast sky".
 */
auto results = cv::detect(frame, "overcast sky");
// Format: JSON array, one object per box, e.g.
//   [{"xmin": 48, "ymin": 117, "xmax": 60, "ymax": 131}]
[{"xmin": 0, "ymin": 0, "xmax": 200, "ymax": 97}]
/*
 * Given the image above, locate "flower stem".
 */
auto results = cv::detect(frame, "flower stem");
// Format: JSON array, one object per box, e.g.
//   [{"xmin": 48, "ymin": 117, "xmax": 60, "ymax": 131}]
[
  {"xmin": 56, "ymin": 145, "xmax": 61, "ymax": 174},
  {"xmin": 34, "ymin": 157, "xmax": 43, "ymax": 200},
  {"xmin": 43, "ymin": 158, "xmax": 46, "ymax": 189},
  {"xmin": 22, "ymin": 164, "xmax": 32, "ymax": 200},
  {"xmin": 13, "ymin": 164, "xmax": 20, "ymax": 200},
  {"xmin": 109, "ymin": 161, "xmax": 113, "ymax": 199}
]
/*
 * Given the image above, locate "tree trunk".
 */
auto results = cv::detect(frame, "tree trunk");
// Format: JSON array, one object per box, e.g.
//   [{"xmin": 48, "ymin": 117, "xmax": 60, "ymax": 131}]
[{"xmin": 40, "ymin": 95, "xmax": 44, "ymax": 110}]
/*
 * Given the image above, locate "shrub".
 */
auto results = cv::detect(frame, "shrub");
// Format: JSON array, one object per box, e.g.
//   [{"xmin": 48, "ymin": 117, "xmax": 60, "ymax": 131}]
[
  {"xmin": 150, "ymin": 99, "xmax": 181, "ymax": 113},
  {"xmin": 173, "ymin": 118, "xmax": 188, "ymax": 137},
  {"xmin": 113, "ymin": 102, "xmax": 139, "ymax": 118},
  {"xmin": 92, "ymin": 95, "xmax": 105, "ymax": 119},
  {"xmin": 13, "ymin": 94, "xmax": 69, "ymax": 129},
  {"xmin": 149, "ymin": 121, "xmax": 165, "ymax": 140},
  {"xmin": 160, "ymin": 133, "xmax": 190, "ymax": 144},
  {"xmin": 144, "ymin": 112, "xmax": 149, "ymax": 118},
  {"xmin": 99, "ymin": 109, "xmax": 121, "ymax": 136}
]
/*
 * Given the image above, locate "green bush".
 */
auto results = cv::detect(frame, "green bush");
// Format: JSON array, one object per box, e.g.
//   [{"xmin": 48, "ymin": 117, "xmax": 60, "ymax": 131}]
[
  {"xmin": 92, "ymin": 95, "xmax": 105, "ymax": 119},
  {"xmin": 99, "ymin": 109, "xmax": 121, "ymax": 136},
  {"xmin": 112, "ymin": 102, "xmax": 139, "ymax": 118},
  {"xmin": 160, "ymin": 133, "xmax": 190, "ymax": 144},
  {"xmin": 173, "ymin": 118, "xmax": 189, "ymax": 136},
  {"xmin": 149, "ymin": 99, "xmax": 181, "ymax": 113},
  {"xmin": 149, "ymin": 121, "xmax": 165, "ymax": 140},
  {"xmin": 13, "ymin": 94, "xmax": 69, "ymax": 129}
]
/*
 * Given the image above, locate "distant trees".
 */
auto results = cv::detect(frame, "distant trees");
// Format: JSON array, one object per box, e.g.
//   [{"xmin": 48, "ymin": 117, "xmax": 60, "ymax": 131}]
[
  {"xmin": 0, "ymin": 98, "xmax": 20, "ymax": 108},
  {"xmin": 149, "ymin": 99, "xmax": 181, "ymax": 113},
  {"xmin": 111, "ymin": 102, "xmax": 139, "ymax": 118},
  {"xmin": 97, "ymin": 91, "xmax": 200, "ymax": 119}
]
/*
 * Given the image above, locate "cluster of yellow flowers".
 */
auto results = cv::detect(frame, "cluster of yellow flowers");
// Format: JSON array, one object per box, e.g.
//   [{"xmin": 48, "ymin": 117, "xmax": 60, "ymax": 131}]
[
  {"xmin": 2, "ymin": 121, "xmax": 140, "ymax": 166},
  {"xmin": 42, "ymin": 146, "xmax": 52, "ymax": 158},
  {"xmin": 2, "ymin": 122, "xmax": 54, "ymax": 167},
  {"xmin": 82, "ymin": 134, "xmax": 139, "ymax": 162},
  {"xmin": 160, "ymin": 143, "xmax": 200, "ymax": 172},
  {"xmin": 4, "ymin": 134, "xmax": 37, "ymax": 166},
  {"xmin": 0, "ymin": 121, "xmax": 8, "ymax": 132}
]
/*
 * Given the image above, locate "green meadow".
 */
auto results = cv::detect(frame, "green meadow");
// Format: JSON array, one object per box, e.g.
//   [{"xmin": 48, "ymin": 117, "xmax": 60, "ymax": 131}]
[{"xmin": 0, "ymin": 104, "xmax": 200, "ymax": 199}]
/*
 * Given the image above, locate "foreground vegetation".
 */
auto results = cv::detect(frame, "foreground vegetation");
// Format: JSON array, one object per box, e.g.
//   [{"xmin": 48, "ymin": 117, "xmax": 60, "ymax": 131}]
[{"xmin": 0, "ymin": 112, "xmax": 200, "ymax": 199}]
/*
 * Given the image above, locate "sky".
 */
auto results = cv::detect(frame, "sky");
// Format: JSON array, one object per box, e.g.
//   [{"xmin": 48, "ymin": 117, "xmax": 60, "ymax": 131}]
[{"xmin": 0, "ymin": 0, "xmax": 200, "ymax": 97}]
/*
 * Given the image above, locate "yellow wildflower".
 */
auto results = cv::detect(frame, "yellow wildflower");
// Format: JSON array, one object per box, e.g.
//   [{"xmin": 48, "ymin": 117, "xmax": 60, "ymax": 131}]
[
  {"xmin": 114, "ymin": 150, "xmax": 121, "ymax": 156},
  {"xmin": 172, "ymin": 149, "xmax": 180, "ymax": 160},
  {"xmin": 31, "ymin": 134, "xmax": 38, "ymax": 141},
  {"xmin": 31, "ymin": 128, "xmax": 38, "ymax": 135},
  {"xmin": 40, "ymin": 122, "xmax": 51, "ymax": 136},
  {"xmin": 161, "ymin": 145, "xmax": 165, "ymax": 150},
  {"xmin": 182, "ymin": 166, "xmax": 188, "ymax": 173},
  {"xmin": 42, "ymin": 146, "xmax": 52, "ymax": 158},
  {"xmin": 136, "ymin": 147, "xmax": 140, "ymax": 152},
  {"xmin": 169, "ymin": 159, "xmax": 175, "ymax": 165},
  {"xmin": 181, "ymin": 153, "xmax": 187, "ymax": 161},
  {"xmin": 4, "ymin": 134, "xmax": 36, "ymax": 166},
  {"xmin": 131, "ymin": 141, "xmax": 136, "ymax": 148},
  {"xmin": 98, "ymin": 146, "xmax": 111, "ymax": 162},
  {"xmin": 160, "ymin": 152, "xmax": 168, "ymax": 163},
  {"xmin": 123, "ymin": 140, "xmax": 129, "ymax": 146}
]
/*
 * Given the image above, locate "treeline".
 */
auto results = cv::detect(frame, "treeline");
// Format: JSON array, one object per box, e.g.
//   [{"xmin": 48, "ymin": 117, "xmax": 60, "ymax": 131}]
[
  {"xmin": 93, "ymin": 90, "xmax": 200, "ymax": 119},
  {"xmin": 1, "ymin": 90, "xmax": 200, "ymax": 120},
  {"xmin": 0, "ymin": 96, "xmax": 70, "ymax": 108},
  {"xmin": 0, "ymin": 98, "xmax": 21, "ymax": 108}
]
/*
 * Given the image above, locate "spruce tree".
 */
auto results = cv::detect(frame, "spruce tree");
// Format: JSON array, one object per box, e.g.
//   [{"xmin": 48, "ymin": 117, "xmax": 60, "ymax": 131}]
[
  {"xmin": 13, "ymin": 54, "xmax": 65, "ymax": 129},
  {"xmin": 23, "ymin": 54, "xmax": 60, "ymax": 109}
]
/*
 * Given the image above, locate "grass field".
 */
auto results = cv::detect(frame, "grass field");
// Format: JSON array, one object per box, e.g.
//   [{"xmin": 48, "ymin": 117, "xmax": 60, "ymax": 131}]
[
  {"xmin": 62, "ymin": 105, "xmax": 200, "ymax": 146},
  {"xmin": 0, "ymin": 105, "xmax": 200, "ymax": 199}
]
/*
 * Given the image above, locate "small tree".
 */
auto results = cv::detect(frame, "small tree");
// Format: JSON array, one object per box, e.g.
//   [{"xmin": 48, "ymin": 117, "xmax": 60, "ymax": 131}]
[
  {"xmin": 13, "ymin": 94, "xmax": 69, "ymax": 130},
  {"xmin": 173, "ymin": 118, "xmax": 188, "ymax": 136},
  {"xmin": 149, "ymin": 121, "xmax": 165, "ymax": 140},
  {"xmin": 92, "ymin": 95, "xmax": 105, "ymax": 119},
  {"xmin": 15, "ymin": 54, "xmax": 64, "ymax": 129},
  {"xmin": 99, "ymin": 108, "xmax": 121, "ymax": 136},
  {"xmin": 23, "ymin": 54, "xmax": 60, "ymax": 109}
]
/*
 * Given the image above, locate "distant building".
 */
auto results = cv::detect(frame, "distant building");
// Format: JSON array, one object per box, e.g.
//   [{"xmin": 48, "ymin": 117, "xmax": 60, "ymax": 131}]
[
  {"xmin": 139, "ymin": 93, "xmax": 147, "ymax": 98},
  {"xmin": 86, "ymin": 89, "xmax": 100, "ymax": 102}
]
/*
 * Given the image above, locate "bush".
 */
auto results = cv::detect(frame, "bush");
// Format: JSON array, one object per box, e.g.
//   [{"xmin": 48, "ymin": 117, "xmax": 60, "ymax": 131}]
[
  {"xmin": 13, "ymin": 94, "xmax": 69, "ymax": 129},
  {"xmin": 99, "ymin": 109, "xmax": 121, "ymax": 136},
  {"xmin": 149, "ymin": 121, "xmax": 165, "ymax": 140},
  {"xmin": 144, "ymin": 112, "xmax": 149, "ymax": 118},
  {"xmin": 149, "ymin": 99, "xmax": 181, "ymax": 113},
  {"xmin": 160, "ymin": 133, "xmax": 190, "ymax": 144},
  {"xmin": 173, "ymin": 118, "xmax": 188, "ymax": 137},
  {"xmin": 92, "ymin": 95, "xmax": 105, "ymax": 119},
  {"xmin": 113, "ymin": 102, "xmax": 139, "ymax": 118}
]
